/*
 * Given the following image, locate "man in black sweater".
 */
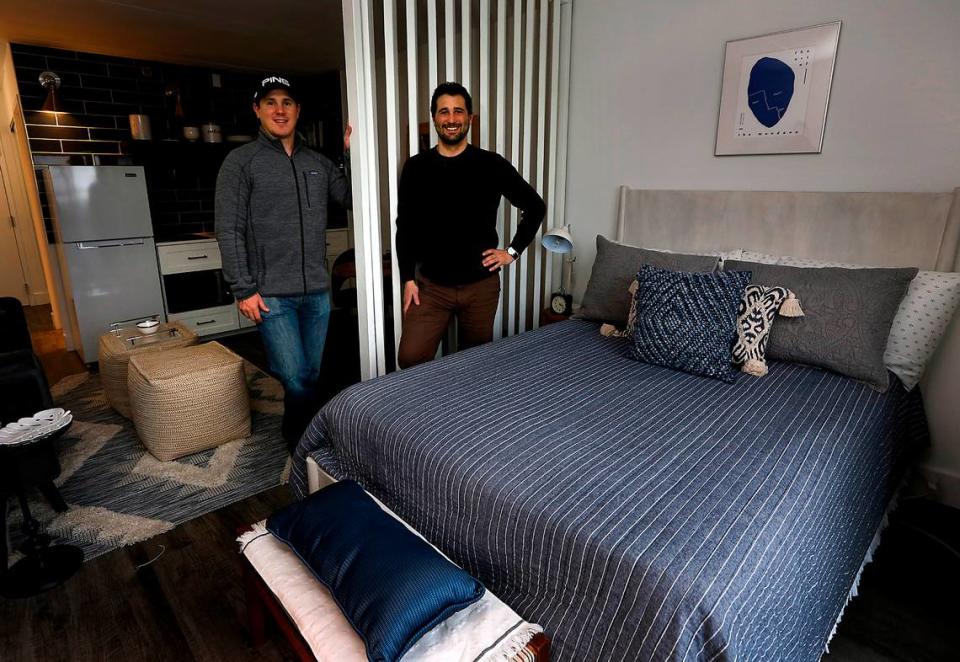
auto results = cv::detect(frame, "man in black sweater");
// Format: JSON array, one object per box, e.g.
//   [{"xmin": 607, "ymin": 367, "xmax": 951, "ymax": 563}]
[{"xmin": 396, "ymin": 82, "xmax": 546, "ymax": 368}]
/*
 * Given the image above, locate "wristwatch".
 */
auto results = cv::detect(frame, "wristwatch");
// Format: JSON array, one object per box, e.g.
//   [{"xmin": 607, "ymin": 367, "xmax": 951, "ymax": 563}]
[{"xmin": 506, "ymin": 247, "xmax": 520, "ymax": 261}]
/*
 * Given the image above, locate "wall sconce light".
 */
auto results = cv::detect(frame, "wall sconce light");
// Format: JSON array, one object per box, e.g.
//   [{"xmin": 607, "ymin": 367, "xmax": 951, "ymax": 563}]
[{"xmin": 39, "ymin": 71, "xmax": 63, "ymax": 113}]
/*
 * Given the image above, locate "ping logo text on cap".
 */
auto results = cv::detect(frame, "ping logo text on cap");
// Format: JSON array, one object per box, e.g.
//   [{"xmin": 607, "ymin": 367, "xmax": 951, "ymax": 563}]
[{"xmin": 262, "ymin": 76, "xmax": 290, "ymax": 87}]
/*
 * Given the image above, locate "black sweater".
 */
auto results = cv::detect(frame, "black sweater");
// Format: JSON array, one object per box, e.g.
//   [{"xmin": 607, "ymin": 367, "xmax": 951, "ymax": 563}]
[{"xmin": 395, "ymin": 145, "xmax": 546, "ymax": 286}]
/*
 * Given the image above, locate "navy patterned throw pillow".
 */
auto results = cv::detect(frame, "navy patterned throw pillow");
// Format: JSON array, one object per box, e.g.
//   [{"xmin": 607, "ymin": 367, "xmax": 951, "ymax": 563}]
[{"xmin": 630, "ymin": 265, "xmax": 752, "ymax": 382}]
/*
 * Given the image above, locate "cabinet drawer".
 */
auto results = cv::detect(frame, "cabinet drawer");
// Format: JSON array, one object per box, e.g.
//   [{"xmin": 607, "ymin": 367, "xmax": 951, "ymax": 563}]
[
  {"xmin": 167, "ymin": 305, "xmax": 238, "ymax": 336},
  {"xmin": 238, "ymin": 312, "xmax": 257, "ymax": 329},
  {"xmin": 158, "ymin": 241, "xmax": 222, "ymax": 274}
]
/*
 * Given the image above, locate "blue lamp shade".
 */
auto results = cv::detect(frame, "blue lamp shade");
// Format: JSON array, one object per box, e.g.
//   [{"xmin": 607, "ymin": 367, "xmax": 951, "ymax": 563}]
[{"xmin": 542, "ymin": 225, "xmax": 574, "ymax": 254}]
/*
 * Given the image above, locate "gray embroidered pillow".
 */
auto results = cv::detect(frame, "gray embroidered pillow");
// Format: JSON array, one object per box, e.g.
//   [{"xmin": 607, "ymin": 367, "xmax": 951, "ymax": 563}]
[
  {"xmin": 725, "ymin": 260, "xmax": 918, "ymax": 390},
  {"xmin": 732, "ymin": 285, "xmax": 803, "ymax": 377},
  {"xmin": 740, "ymin": 251, "xmax": 960, "ymax": 390}
]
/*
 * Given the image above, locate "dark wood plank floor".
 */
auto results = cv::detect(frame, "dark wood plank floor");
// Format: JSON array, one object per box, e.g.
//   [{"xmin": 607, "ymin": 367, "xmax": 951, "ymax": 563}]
[
  {"xmin": 826, "ymin": 497, "xmax": 959, "ymax": 661},
  {"xmin": 6, "ymin": 305, "xmax": 958, "ymax": 661},
  {"xmin": 23, "ymin": 305, "xmax": 87, "ymax": 385},
  {"xmin": 1, "ymin": 486, "xmax": 296, "ymax": 661},
  {"xmin": 3, "ymin": 489, "xmax": 956, "ymax": 661}
]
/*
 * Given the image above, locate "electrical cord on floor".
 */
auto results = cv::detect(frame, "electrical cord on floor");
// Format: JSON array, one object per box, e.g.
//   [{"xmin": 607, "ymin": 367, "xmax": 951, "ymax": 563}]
[{"xmin": 134, "ymin": 544, "xmax": 166, "ymax": 570}]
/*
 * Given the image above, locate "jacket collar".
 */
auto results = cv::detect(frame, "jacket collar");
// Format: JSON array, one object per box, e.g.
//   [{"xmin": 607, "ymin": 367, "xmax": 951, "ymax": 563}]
[{"xmin": 257, "ymin": 128, "xmax": 304, "ymax": 155}]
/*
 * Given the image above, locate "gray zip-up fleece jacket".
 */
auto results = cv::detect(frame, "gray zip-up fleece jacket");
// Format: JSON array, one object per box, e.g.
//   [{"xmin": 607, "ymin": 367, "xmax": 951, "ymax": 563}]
[{"xmin": 215, "ymin": 130, "xmax": 351, "ymax": 300}]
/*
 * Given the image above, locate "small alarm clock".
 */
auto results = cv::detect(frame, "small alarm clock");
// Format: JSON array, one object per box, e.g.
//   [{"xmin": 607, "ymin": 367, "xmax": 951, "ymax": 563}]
[{"xmin": 550, "ymin": 292, "xmax": 572, "ymax": 315}]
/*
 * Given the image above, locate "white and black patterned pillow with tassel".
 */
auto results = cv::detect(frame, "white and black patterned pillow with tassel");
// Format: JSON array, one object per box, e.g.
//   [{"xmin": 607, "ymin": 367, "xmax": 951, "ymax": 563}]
[
  {"xmin": 600, "ymin": 280, "xmax": 640, "ymax": 338},
  {"xmin": 732, "ymin": 284, "xmax": 803, "ymax": 377}
]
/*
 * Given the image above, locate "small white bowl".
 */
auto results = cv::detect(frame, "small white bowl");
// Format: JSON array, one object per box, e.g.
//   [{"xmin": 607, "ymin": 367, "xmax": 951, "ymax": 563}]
[{"xmin": 137, "ymin": 320, "xmax": 160, "ymax": 335}]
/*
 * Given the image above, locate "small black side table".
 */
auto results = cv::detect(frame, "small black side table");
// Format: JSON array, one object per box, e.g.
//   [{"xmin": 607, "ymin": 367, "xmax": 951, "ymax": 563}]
[{"xmin": 0, "ymin": 422, "xmax": 84, "ymax": 599}]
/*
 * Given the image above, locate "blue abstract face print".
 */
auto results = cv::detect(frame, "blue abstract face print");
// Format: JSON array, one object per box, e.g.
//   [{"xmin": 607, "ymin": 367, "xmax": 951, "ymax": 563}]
[{"xmin": 747, "ymin": 57, "xmax": 795, "ymax": 128}]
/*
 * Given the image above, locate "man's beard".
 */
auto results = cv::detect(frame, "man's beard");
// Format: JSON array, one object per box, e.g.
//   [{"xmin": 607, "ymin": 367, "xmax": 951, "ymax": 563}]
[{"xmin": 436, "ymin": 122, "xmax": 469, "ymax": 145}]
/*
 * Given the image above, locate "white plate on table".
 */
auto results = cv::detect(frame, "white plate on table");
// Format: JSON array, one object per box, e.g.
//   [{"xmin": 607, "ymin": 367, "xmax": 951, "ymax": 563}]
[
  {"xmin": 0, "ymin": 411, "xmax": 72, "ymax": 446},
  {"xmin": 31, "ymin": 408, "xmax": 68, "ymax": 424}
]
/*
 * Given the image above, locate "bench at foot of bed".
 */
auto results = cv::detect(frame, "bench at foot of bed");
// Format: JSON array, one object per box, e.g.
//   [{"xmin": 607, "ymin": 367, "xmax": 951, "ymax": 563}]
[{"xmin": 238, "ymin": 523, "xmax": 550, "ymax": 662}]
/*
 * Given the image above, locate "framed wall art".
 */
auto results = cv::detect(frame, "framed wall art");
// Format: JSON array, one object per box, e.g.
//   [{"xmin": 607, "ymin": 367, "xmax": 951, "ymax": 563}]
[{"xmin": 715, "ymin": 21, "xmax": 841, "ymax": 155}]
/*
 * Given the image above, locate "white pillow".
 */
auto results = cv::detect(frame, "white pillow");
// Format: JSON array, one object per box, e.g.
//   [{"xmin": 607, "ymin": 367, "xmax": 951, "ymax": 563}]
[{"xmin": 740, "ymin": 251, "xmax": 960, "ymax": 390}]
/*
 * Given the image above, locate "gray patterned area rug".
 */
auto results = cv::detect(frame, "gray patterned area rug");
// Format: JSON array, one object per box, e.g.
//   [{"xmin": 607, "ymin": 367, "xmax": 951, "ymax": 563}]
[{"xmin": 5, "ymin": 362, "xmax": 289, "ymax": 566}]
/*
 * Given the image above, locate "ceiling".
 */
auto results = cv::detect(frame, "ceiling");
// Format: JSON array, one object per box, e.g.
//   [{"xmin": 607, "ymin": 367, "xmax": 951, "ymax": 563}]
[{"xmin": 0, "ymin": 0, "xmax": 345, "ymax": 74}]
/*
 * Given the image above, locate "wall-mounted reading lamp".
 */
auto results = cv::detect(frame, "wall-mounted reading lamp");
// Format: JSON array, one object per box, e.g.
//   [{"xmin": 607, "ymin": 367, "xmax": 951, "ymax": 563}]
[
  {"xmin": 541, "ymin": 224, "xmax": 576, "ymax": 315},
  {"xmin": 39, "ymin": 71, "xmax": 63, "ymax": 113}
]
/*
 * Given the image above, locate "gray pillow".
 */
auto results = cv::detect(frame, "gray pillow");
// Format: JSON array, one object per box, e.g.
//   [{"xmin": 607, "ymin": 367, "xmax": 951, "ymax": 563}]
[
  {"xmin": 724, "ymin": 260, "xmax": 918, "ymax": 390},
  {"xmin": 579, "ymin": 236, "xmax": 719, "ymax": 325}
]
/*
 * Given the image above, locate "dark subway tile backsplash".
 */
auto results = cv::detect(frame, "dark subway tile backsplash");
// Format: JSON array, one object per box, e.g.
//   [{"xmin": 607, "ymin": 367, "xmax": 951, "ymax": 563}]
[
  {"xmin": 81, "ymin": 101, "xmax": 140, "ymax": 117},
  {"xmin": 29, "ymin": 138, "xmax": 63, "ymax": 153},
  {"xmin": 61, "ymin": 140, "xmax": 122, "ymax": 154},
  {"xmin": 61, "ymin": 87, "xmax": 114, "ymax": 103},
  {"xmin": 28, "ymin": 125, "xmax": 89, "ymax": 141},
  {"xmin": 105, "ymin": 63, "xmax": 140, "ymax": 79},
  {"xmin": 89, "ymin": 128, "xmax": 129, "ymax": 141},
  {"xmin": 10, "ymin": 54, "xmax": 47, "ymax": 70},
  {"xmin": 56, "ymin": 114, "xmax": 118, "ymax": 128},
  {"xmin": 22, "ymin": 111, "xmax": 57, "ymax": 126},
  {"xmin": 45, "ymin": 57, "xmax": 109, "ymax": 77},
  {"xmin": 81, "ymin": 74, "xmax": 139, "ymax": 92},
  {"xmin": 20, "ymin": 96, "xmax": 85, "ymax": 115}
]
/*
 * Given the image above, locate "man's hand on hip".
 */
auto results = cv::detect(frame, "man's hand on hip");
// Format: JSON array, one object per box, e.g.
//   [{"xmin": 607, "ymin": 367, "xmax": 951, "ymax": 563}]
[
  {"xmin": 239, "ymin": 293, "xmax": 270, "ymax": 324},
  {"xmin": 403, "ymin": 280, "xmax": 420, "ymax": 315},
  {"xmin": 482, "ymin": 248, "xmax": 515, "ymax": 271}
]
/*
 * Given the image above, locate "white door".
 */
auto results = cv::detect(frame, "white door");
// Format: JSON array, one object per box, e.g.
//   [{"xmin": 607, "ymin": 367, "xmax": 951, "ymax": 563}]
[{"xmin": 0, "ymin": 163, "xmax": 28, "ymax": 302}]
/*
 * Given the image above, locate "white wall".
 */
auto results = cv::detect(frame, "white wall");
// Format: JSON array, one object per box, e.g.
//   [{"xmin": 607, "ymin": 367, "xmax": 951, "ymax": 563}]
[
  {"xmin": 564, "ymin": 0, "xmax": 960, "ymax": 299},
  {"xmin": 563, "ymin": 0, "xmax": 960, "ymax": 505}
]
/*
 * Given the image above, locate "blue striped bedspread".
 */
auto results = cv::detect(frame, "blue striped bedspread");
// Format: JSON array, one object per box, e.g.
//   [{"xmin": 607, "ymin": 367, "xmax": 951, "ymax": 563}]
[{"xmin": 291, "ymin": 320, "xmax": 925, "ymax": 661}]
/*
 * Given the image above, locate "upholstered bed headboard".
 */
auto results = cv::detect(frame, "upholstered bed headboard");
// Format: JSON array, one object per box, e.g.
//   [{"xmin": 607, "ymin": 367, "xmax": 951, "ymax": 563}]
[
  {"xmin": 615, "ymin": 186, "xmax": 960, "ymax": 505},
  {"xmin": 617, "ymin": 188, "xmax": 960, "ymax": 271}
]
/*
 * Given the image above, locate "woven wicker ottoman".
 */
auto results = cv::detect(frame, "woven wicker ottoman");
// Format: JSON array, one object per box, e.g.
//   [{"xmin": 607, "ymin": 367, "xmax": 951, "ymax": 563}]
[
  {"xmin": 98, "ymin": 321, "xmax": 198, "ymax": 419},
  {"xmin": 128, "ymin": 342, "xmax": 251, "ymax": 461}
]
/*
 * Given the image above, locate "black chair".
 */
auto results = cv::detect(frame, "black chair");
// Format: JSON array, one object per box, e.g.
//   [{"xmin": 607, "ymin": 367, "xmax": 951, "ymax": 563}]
[
  {"xmin": 0, "ymin": 341, "xmax": 65, "ymax": 512},
  {"xmin": 0, "ymin": 297, "xmax": 60, "ymax": 488},
  {"xmin": 0, "ymin": 298, "xmax": 81, "ymax": 597}
]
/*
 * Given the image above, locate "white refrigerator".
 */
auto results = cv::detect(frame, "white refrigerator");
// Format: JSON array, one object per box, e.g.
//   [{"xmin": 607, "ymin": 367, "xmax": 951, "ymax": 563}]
[{"xmin": 46, "ymin": 165, "xmax": 165, "ymax": 363}]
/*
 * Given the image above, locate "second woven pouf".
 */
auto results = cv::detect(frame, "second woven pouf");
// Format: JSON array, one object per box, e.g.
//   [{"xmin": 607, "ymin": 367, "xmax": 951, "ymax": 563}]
[
  {"xmin": 128, "ymin": 341, "xmax": 251, "ymax": 461},
  {"xmin": 99, "ymin": 321, "xmax": 198, "ymax": 419}
]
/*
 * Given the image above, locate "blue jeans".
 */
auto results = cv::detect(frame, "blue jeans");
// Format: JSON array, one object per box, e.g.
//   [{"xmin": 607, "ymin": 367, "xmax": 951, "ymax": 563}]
[{"xmin": 259, "ymin": 292, "xmax": 331, "ymax": 447}]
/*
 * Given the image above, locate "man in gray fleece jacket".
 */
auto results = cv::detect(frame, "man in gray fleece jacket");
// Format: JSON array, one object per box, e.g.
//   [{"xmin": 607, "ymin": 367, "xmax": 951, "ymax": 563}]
[{"xmin": 215, "ymin": 75, "xmax": 351, "ymax": 449}]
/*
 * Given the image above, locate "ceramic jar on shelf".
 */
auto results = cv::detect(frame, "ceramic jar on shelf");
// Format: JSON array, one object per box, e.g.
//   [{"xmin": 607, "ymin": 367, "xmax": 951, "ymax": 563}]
[{"xmin": 202, "ymin": 123, "xmax": 223, "ymax": 143}]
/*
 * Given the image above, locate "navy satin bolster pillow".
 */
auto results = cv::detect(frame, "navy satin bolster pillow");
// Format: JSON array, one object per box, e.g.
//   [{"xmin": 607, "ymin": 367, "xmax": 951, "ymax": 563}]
[{"xmin": 266, "ymin": 480, "xmax": 485, "ymax": 662}]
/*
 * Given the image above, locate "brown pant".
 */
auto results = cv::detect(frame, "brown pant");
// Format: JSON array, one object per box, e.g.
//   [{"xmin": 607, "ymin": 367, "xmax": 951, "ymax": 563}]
[{"xmin": 398, "ymin": 274, "xmax": 501, "ymax": 368}]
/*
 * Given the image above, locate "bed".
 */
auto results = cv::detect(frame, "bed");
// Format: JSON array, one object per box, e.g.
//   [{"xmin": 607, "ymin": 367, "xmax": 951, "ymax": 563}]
[{"xmin": 291, "ymin": 187, "xmax": 960, "ymax": 661}]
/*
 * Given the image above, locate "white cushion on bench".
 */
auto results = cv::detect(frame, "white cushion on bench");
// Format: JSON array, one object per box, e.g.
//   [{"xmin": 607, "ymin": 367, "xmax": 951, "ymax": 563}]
[{"xmin": 240, "ymin": 522, "xmax": 541, "ymax": 661}]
